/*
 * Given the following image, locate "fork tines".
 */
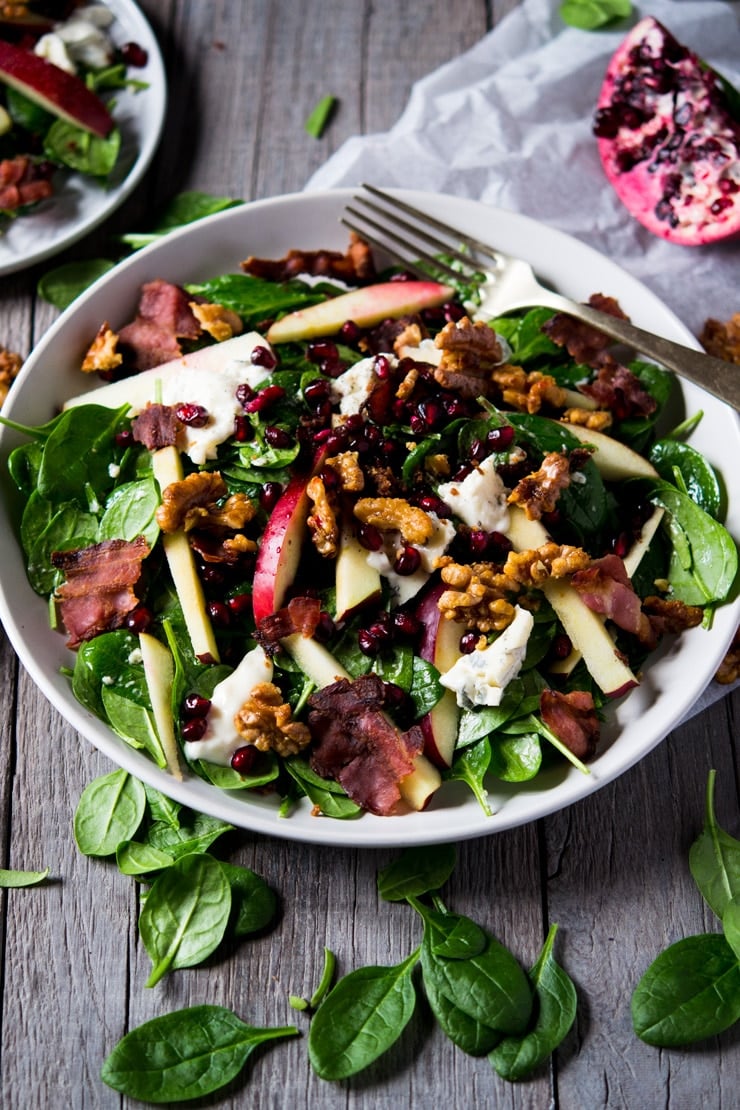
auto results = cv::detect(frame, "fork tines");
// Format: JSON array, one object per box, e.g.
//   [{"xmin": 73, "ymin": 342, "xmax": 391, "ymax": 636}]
[{"xmin": 341, "ymin": 183, "xmax": 503, "ymax": 284}]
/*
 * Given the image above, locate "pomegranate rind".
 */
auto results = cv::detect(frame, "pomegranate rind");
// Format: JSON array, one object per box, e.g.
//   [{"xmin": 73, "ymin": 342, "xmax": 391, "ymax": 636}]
[{"xmin": 594, "ymin": 17, "xmax": 740, "ymax": 246}]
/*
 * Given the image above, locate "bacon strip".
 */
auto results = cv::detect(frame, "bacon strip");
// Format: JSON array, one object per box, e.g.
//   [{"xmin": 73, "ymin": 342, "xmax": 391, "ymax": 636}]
[
  {"xmin": 579, "ymin": 356, "xmax": 657, "ymax": 420},
  {"xmin": 570, "ymin": 553, "xmax": 655, "ymax": 647},
  {"xmin": 131, "ymin": 404, "xmax": 180, "ymax": 450},
  {"xmin": 307, "ymin": 674, "xmax": 423, "ymax": 816},
  {"xmin": 51, "ymin": 536, "xmax": 150, "ymax": 648},
  {"xmin": 242, "ymin": 233, "xmax": 375, "ymax": 284},
  {"xmin": 0, "ymin": 156, "xmax": 54, "ymax": 210},
  {"xmin": 541, "ymin": 689, "xmax": 600, "ymax": 761},
  {"xmin": 255, "ymin": 597, "xmax": 323, "ymax": 654},
  {"xmin": 118, "ymin": 280, "xmax": 203, "ymax": 372}
]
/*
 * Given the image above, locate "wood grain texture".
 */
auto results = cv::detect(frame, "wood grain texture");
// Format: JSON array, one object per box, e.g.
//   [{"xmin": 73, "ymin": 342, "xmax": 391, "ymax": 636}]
[{"xmin": 0, "ymin": 1, "xmax": 738, "ymax": 1107}]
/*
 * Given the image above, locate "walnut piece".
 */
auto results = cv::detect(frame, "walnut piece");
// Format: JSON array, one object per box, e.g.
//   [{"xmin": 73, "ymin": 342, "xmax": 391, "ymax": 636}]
[
  {"xmin": 234, "ymin": 682, "xmax": 311, "ymax": 757},
  {"xmin": 190, "ymin": 301, "xmax": 244, "ymax": 342},
  {"xmin": 156, "ymin": 471, "xmax": 256, "ymax": 534},
  {"xmin": 0, "ymin": 345, "xmax": 22, "ymax": 406},
  {"xmin": 354, "ymin": 497, "xmax": 433, "ymax": 544},
  {"xmin": 503, "ymin": 543, "xmax": 591, "ymax": 587},
  {"xmin": 307, "ymin": 475, "xmax": 339, "ymax": 557},
  {"xmin": 433, "ymin": 316, "xmax": 502, "ymax": 397},
  {"xmin": 393, "ymin": 321, "xmax": 424, "ymax": 354},
  {"xmin": 508, "ymin": 452, "xmax": 573, "ymax": 521},
  {"xmin": 715, "ymin": 626, "xmax": 740, "ymax": 685},
  {"xmin": 81, "ymin": 323, "xmax": 122, "ymax": 374},
  {"xmin": 700, "ymin": 312, "xmax": 740, "ymax": 365},
  {"xmin": 561, "ymin": 406, "xmax": 613, "ymax": 431},
  {"xmin": 491, "ymin": 366, "xmax": 566, "ymax": 413},
  {"xmin": 326, "ymin": 450, "xmax": 364, "ymax": 492},
  {"xmin": 395, "ymin": 365, "xmax": 419, "ymax": 400},
  {"xmin": 438, "ymin": 559, "xmax": 519, "ymax": 631}
]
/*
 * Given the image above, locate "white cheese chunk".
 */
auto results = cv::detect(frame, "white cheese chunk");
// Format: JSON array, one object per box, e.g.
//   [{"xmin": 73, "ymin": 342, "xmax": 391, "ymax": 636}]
[
  {"xmin": 330, "ymin": 356, "xmax": 382, "ymax": 415},
  {"xmin": 366, "ymin": 512, "xmax": 454, "ymax": 605},
  {"xmin": 183, "ymin": 645, "xmax": 273, "ymax": 766},
  {"xmin": 440, "ymin": 605, "xmax": 534, "ymax": 709},
  {"xmin": 438, "ymin": 454, "xmax": 510, "ymax": 533}
]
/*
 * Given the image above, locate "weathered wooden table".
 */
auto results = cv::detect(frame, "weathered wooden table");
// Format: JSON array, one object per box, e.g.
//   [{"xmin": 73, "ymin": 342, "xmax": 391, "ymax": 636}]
[{"xmin": 0, "ymin": 2, "xmax": 738, "ymax": 1106}]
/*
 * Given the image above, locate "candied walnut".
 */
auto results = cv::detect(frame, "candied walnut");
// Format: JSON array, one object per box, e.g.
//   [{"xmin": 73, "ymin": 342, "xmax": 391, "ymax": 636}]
[
  {"xmin": 562, "ymin": 406, "xmax": 613, "ymax": 431},
  {"xmin": 508, "ymin": 452, "xmax": 573, "ymax": 521},
  {"xmin": 433, "ymin": 316, "xmax": 502, "ymax": 398},
  {"xmin": 0, "ymin": 344, "xmax": 22, "ymax": 406},
  {"xmin": 543, "ymin": 293, "xmax": 628, "ymax": 365},
  {"xmin": 307, "ymin": 475, "xmax": 339, "ymax": 557},
  {"xmin": 81, "ymin": 323, "xmax": 122, "ymax": 374},
  {"xmin": 504, "ymin": 543, "xmax": 591, "ymax": 587},
  {"xmin": 438, "ymin": 560, "xmax": 519, "ymax": 632},
  {"xmin": 699, "ymin": 312, "xmax": 740, "ymax": 365},
  {"xmin": 157, "ymin": 471, "xmax": 256, "ymax": 534},
  {"xmin": 189, "ymin": 301, "xmax": 243, "ymax": 342},
  {"xmin": 395, "ymin": 365, "xmax": 419, "ymax": 401},
  {"xmin": 326, "ymin": 450, "xmax": 364, "ymax": 492},
  {"xmin": 364, "ymin": 462, "xmax": 399, "ymax": 497},
  {"xmin": 642, "ymin": 595, "xmax": 704, "ymax": 635},
  {"xmin": 491, "ymin": 366, "xmax": 566, "ymax": 414},
  {"xmin": 393, "ymin": 322, "xmax": 424, "ymax": 354},
  {"xmin": 354, "ymin": 497, "xmax": 433, "ymax": 545},
  {"xmin": 234, "ymin": 682, "xmax": 311, "ymax": 757},
  {"xmin": 715, "ymin": 626, "xmax": 740, "ymax": 685}
]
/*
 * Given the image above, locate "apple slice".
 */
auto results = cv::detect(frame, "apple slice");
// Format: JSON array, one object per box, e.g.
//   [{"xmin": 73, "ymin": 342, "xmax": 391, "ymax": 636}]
[
  {"xmin": 266, "ymin": 280, "xmax": 454, "ymax": 344},
  {"xmin": 398, "ymin": 754, "xmax": 442, "ymax": 811},
  {"xmin": 335, "ymin": 526, "xmax": 382, "ymax": 622},
  {"xmin": 252, "ymin": 473, "xmax": 314, "ymax": 624},
  {"xmin": 151, "ymin": 446, "xmax": 220, "ymax": 664},
  {"xmin": 556, "ymin": 420, "xmax": 659, "ymax": 481},
  {"xmin": 0, "ymin": 39, "xmax": 113, "ymax": 137},
  {"xmin": 416, "ymin": 583, "xmax": 461, "ymax": 769},
  {"xmin": 138, "ymin": 632, "xmax": 182, "ymax": 780}
]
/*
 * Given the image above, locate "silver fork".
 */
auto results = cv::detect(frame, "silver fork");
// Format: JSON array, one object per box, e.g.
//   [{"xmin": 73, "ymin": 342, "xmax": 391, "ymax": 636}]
[{"xmin": 342, "ymin": 184, "xmax": 739, "ymax": 412}]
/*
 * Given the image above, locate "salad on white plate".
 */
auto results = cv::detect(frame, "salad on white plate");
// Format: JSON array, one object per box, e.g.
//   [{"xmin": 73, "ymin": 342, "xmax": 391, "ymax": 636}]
[{"xmin": 0, "ymin": 190, "xmax": 736, "ymax": 847}]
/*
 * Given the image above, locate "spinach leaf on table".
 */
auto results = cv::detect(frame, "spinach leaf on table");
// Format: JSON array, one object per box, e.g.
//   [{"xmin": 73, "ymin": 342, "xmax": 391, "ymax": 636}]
[
  {"xmin": 218, "ymin": 862, "xmax": 278, "ymax": 938},
  {"xmin": 101, "ymin": 1004, "xmax": 298, "ymax": 1102},
  {"xmin": 139, "ymin": 852, "xmax": 232, "ymax": 987},
  {"xmin": 377, "ymin": 843, "xmax": 457, "ymax": 903},
  {"xmin": 73, "ymin": 769, "xmax": 146, "ymax": 857},
  {"xmin": 688, "ymin": 768, "xmax": 740, "ymax": 919},
  {"xmin": 0, "ymin": 867, "xmax": 50, "ymax": 888},
  {"xmin": 559, "ymin": 1, "xmax": 632, "ymax": 32}
]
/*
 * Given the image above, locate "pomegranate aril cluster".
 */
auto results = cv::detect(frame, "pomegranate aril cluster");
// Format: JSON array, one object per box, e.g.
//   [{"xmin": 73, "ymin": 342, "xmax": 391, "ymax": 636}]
[{"xmin": 180, "ymin": 691, "xmax": 211, "ymax": 742}]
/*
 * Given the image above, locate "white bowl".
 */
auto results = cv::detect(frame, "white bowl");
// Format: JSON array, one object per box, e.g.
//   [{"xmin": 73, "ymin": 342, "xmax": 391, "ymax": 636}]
[{"xmin": 0, "ymin": 188, "xmax": 737, "ymax": 847}]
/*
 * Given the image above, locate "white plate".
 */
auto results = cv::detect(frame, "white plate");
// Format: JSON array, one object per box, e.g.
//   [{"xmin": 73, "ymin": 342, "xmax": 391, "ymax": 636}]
[
  {"xmin": 0, "ymin": 0, "xmax": 166, "ymax": 276},
  {"xmin": 0, "ymin": 189, "xmax": 737, "ymax": 847}
]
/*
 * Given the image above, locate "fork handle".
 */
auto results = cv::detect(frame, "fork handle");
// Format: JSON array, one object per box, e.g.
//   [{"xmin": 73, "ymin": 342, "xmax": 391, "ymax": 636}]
[{"xmin": 530, "ymin": 295, "xmax": 739, "ymax": 412}]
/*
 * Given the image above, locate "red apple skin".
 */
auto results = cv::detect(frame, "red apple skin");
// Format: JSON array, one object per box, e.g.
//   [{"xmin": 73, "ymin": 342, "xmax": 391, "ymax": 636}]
[
  {"xmin": 0, "ymin": 40, "xmax": 113, "ymax": 137},
  {"xmin": 252, "ymin": 473, "xmax": 311, "ymax": 624},
  {"xmin": 416, "ymin": 583, "xmax": 461, "ymax": 769}
]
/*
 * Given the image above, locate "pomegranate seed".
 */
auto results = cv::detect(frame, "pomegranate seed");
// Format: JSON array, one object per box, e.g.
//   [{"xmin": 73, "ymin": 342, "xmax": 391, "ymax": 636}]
[
  {"xmin": 182, "ymin": 717, "xmax": 208, "ymax": 743},
  {"xmin": 259, "ymin": 481, "xmax": 283, "ymax": 511},
  {"xmin": 383, "ymin": 682, "xmax": 408, "ymax": 711},
  {"xmin": 227, "ymin": 593, "xmax": 252, "ymax": 617},
  {"xmin": 468, "ymin": 530, "xmax": 491, "ymax": 558},
  {"xmin": 486, "ymin": 425, "xmax": 515, "ymax": 451},
  {"xmin": 264, "ymin": 425, "xmax": 292, "ymax": 448},
  {"xmin": 344, "ymin": 413, "xmax": 363, "ymax": 432},
  {"xmin": 417, "ymin": 494, "xmax": 452, "ymax": 519},
  {"xmin": 612, "ymin": 531, "xmax": 631, "ymax": 558},
  {"xmin": 244, "ymin": 385, "xmax": 285, "ymax": 413},
  {"xmin": 341, "ymin": 320, "xmax": 361, "ymax": 342},
  {"xmin": 307, "ymin": 340, "xmax": 338, "ymax": 364},
  {"xmin": 124, "ymin": 605, "xmax": 152, "ymax": 634},
  {"xmin": 250, "ymin": 345, "xmax": 277, "ymax": 369},
  {"xmin": 409, "ymin": 413, "xmax": 425, "ymax": 435},
  {"xmin": 115, "ymin": 429, "xmax": 133, "ymax": 447},
  {"xmin": 183, "ymin": 693, "xmax": 211, "ymax": 718},
  {"xmin": 319, "ymin": 466, "xmax": 340, "ymax": 490},
  {"xmin": 444, "ymin": 396, "xmax": 468, "ymax": 418},
  {"xmin": 459, "ymin": 631, "xmax": 479, "ymax": 654},
  {"xmin": 421, "ymin": 306, "xmax": 444, "ymax": 327},
  {"xmin": 233, "ymin": 416, "xmax": 252, "ymax": 442},
  {"xmin": 201, "ymin": 565, "xmax": 225, "ymax": 587},
  {"xmin": 453, "ymin": 463, "xmax": 473, "ymax": 482},
  {"xmin": 358, "ymin": 522, "xmax": 383, "ymax": 551},
  {"xmin": 231, "ymin": 746, "xmax": 257, "ymax": 773},
  {"xmin": 373, "ymin": 354, "xmax": 392, "ymax": 379},
  {"xmin": 303, "ymin": 378, "xmax": 331, "ymax": 405},
  {"xmin": 393, "ymin": 610, "xmax": 421, "ymax": 638},
  {"xmin": 488, "ymin": 531, "xmax": 512, "ymax": 560},
  {"xmin": 236, "ymin": 383, "xmax": 256, "ymax": 407},
  {"xmin": 176, "ymin": 403, "xmax": 209, "ymax": 427},
  {"xmin": 207, "ymin": 601, "xmax": 230, "ymax": 627},
  {"xmin": 320, "ymin": 357, "xmax": 345, "ymax": 378},
  {"xmin": 443, "ymin": 301, "xmax": 465, "ymax": 322},
  {"xmin": 389, "ymin": 270, "xmax": 415, "ymax": 282},
  {"xmin": 710, "ymin": 196, "xmax": 733, "ymax": 215},
  {"xmin": 394, "ymin": 545, "xmax": 421, "ymax": 576},
  {"xmin": 119, "ymin": 41, "xmax": 148, "ymax": 67},
  {"xmin": 324, "ymin": 431, "xmax": 347, "ymax": 454},
  {"xmin": 314, "ymin": 611, "xmax": 336, "ymax": 643},
  {"xmin": 551, "ymin": 633, "xmax": 573, "ymax": 660},
  {"xmin": 469, "ymin": 438, "xmax": 488, "ymax": 462},
  {"xmin": 368, "ymin": 620, "xmax": 394, "ymax": 649},
  {"xmin": 358, "ymin": 628, "xmax": 379, "ymax": 655}
]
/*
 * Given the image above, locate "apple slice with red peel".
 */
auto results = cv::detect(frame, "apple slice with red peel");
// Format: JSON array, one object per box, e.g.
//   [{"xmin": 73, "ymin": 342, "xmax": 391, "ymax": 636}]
[
  {"xmin": 416, "ymin": 583, "xmax": 462, "ymax": 769},
  {"xmin": 252, "ymin": 472, "xmax": 314, "ymax": 624},
  {"xmin": 335, "ymin": 526, "xmax": 382, "ymax": 622},
  {"xmin": 266, "ymin": 280, "xmax": 454, "ymax": 344},
  {"xmin": 0, "ymin": 40, "xmax": 113, "ymax": 137}
]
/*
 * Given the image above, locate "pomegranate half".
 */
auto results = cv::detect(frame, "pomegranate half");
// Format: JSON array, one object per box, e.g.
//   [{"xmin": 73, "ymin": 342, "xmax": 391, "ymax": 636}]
[{"xmin": 593, "ymin": 17, "xmax": 740, "ymax": 246}]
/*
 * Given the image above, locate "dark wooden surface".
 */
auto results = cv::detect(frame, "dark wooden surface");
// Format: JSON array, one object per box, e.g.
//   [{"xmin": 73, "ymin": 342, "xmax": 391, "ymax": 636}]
[{"xmin": 0, "ymin": 2, "xmax": 738, "ymax": 1107}]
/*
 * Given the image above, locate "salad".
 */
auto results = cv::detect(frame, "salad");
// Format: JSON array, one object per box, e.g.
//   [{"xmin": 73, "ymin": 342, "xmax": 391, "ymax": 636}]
[
  {"xmin": 3, "ymin": 235, "xmax": 738, "ymax": 820},
  {"xmin": 0, "ymin": 2, "xmax": 148, "ymax": 222}
]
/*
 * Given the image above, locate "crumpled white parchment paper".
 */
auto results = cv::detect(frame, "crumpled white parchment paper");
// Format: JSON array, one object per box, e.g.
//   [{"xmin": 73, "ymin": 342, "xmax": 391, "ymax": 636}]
[{"xmin": 306, "ymin": 0, "xmax": 740, "ymax": 720}]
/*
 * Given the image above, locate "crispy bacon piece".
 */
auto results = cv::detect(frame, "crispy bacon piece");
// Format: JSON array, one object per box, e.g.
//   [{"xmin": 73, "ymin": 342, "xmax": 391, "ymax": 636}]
[
  {"xmin": 543, "ymin": 293, "xmax": 628, "ymax": 364},
  {"xmin": 579, "ymin": 355, "xmax": 657, "ymax": 420},
  {"xmin": 361, "ymin": 315, "xmax": 428, "ymax": 356},
  {"xmin": 0, "ymin": 156, "xmax": 54, "ymax": 210},
  {"xmin": 570, "ymin": 553, "xmax": 655, "ymax": 647},
  {"xmin": 117, "ymin": 280, "xmax": 203, "ymax": 372},
  {"xmin": 255, "ymin": 596, "xmax": 323, "ymax": 654},
  {"xmin": 307, "ymin": 674, "xmax": 423, "ymax": 816},
  {"xmin": 242, "ymin": 232, "xmax": 375, "ymax": 284},
  {"xmin": 51, "ymin": 536, "xmax": 150, "ymax": 649},
  {"xmin": 131, "ymin": 404, "xmax": 180, "ymax": 450},
  {"xmin": 540, "ymin": 689, "xmax": 600, "ymax": 761},
  {"xmin": 642, "ymin": 595, "xmax": 703, "ymax": 639}
]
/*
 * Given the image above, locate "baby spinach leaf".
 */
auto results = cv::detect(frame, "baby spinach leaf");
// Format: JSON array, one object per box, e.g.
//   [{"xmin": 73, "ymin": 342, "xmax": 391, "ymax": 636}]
[
  {"xmin": 421, "ymin": 929, "xmax": 532, "ymax": 1034},
  {"xmin": 304, "ymin": 94, "xmax": 337, "ymax": 138},
  {"xmin": 101, "ymin": 1004, "xmax": 298, "ymax": 1102},
  {"xmin": 144, "ymin": 812, "xmax": 234, "ymax": 860},
  {"xmin": 140, "ymin": 852, "xmax": 232, "ymax": 987},
  {"xmin": 101, "ymin": 687, "xmax": 165, "ymax": 766},
  {"xmin": 689, "ymin": 769, "xmax": 740, "ymax": 920},
  {"xmin": 444, "ymin": 738, "xmax": 493, "ymax": 817},
  {"xmin": 37, "ymin": 259, "xmax": 116, "ymax": 309},
  {"xmin": 649, "ymin": 439, "xmax": 722, "ymax": 519},
  {"xmin": 372, "ymin": 643, "xmax": 414, "ymax": 691},
  {"xmin": 25, "ymin": 500, "xmax": 99, "ymax": 595},
  {"xmin": 74, "ymin": 769, "xmax": 146, "ymax": 857},
  {"xmin": 185, "ymin": 273, "xmax": 324, "ymax": 330},
  {"xmin": 99, "ymin": 477, "xmax": 161, "ymax": 545},
  {"xmin": 412, "ymin": 901, "xmax": 487, "ymax": 960},
  {"xmin": 489, "ymin": 924, "xmax": 577, "ymax": 1081},
  {"xmin": 0, "ymin": 867, "xmax": 49, "ymax": 888},
  {"xmin": 37, "ymin": 404, "xmax": 128, "ymax": 508},
  {"xmin": 44, "ymin": 119, "xmax": 121, "ymax": 177},
  {"xmin": 119, "ymin": 190, "xmax": 244, "ymax": 250},
  {"xmin": 494, "ymin": 308, "xmax": 561, "ymax": 364},
  {"xmin": 489, "ymin": 732, "xmax": 542, "ymax": 783},
  {"xmin": 723, "ymin": 898, "xmax": 740, "ymax": 962},
  {"xmin": 284, "ymin": 759, "xmax": 362, "ymax": 819},
  {"xmin": 308, "ymin": 949, "xmax": 420, "ymax": 1080},
  {"xmin": 198, "ymin": 753, "xmax": 279, "ymax": 790},
  {"xmin": 72, "ymin": 630, "xmax": 146, "ymax": 720},
  {"xmin": 631, "ymin": 934, "xmax": 740, "ymax": 1046},
  {"xmin": 377, "ymin": 843, "xmax": 457, "ymax": 903},
  {"xmin": 309, "ymin": 947, "xmax": 337, "ymax": 1008},
  {"xmin": 8, "ymin": 440, "xmax": 44, "ymax": 497},
  {"xmin": 219, "ymin": 862, "xmax": 277, "ymax": 937},
  {"xmin": 559, "ymin": 0, "xmax": 632, "ymax": 32},
  {"xmin": 408, "ymin": 655, "xmax": 444, "ymax": 717},
  {"xmin": 116, "ymin": 841, "xmax": 176, "ymax": 877},
  {"xmin": 143, "ymin": 785, "xmax": 182, "ymax": 829},
  {"xmin": 423, "ymin": 968, "xmax": 501, "ymax": 1055},
  {"xmin": 650, "ymin": 482, "xmax": 738, "ymax": 606}
]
